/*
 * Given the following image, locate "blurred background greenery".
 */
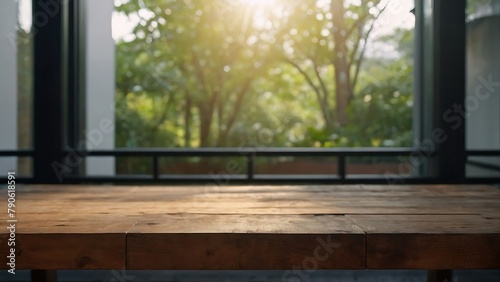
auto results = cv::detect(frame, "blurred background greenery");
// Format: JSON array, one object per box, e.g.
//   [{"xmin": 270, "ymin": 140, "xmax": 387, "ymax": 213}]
[{"xmin": 114, "ymin": 0, "xmax": 415, "ymax": 149}]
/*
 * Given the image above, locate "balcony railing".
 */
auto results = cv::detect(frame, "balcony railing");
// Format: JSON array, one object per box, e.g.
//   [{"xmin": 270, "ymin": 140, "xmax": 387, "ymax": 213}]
[{"xmin": 1, "ymin": 148, "xmax": 500, "ymax": 184}]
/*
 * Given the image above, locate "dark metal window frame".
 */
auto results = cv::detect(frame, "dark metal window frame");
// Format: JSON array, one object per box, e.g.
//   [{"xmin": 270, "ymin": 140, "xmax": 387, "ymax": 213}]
[{"xmin": 2, "ymin": 0, "xmax": 500, "ymax": 185}]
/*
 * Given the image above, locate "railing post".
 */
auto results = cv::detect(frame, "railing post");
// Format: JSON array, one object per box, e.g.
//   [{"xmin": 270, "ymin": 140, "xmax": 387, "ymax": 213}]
[
  {"xmin": 427, "ymin": 270, "xmax": 453, "ymax": 282},
  {"xmin": 153, "ymin": 156, "xmax": 160, "ymax": 180},
  {"xmin": 32, "ymin": 270, "xmax": 57, "ymax": 282},
  {"xmin": 338, "ymin": 155, "xmax": 346, "ymax": 181},
  {"xmin": 247, "ymin": 152, "xmax": 255, "ymax": 181}
]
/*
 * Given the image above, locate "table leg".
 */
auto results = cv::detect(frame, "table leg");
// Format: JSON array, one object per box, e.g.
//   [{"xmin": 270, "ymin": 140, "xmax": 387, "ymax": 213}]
[
  {"xmin": 31, "ymin": 270, "xmax": 57, "ymax": 282},
  {"xmin": 427, "ymin": 270, "xmax": 453, "ymax": 282}
]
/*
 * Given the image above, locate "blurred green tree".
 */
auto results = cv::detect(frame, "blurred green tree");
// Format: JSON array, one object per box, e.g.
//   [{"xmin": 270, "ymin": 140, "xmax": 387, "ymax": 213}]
[{"xmin": 114, "ymin": 0, "xmax": 414, "ymax": 151}]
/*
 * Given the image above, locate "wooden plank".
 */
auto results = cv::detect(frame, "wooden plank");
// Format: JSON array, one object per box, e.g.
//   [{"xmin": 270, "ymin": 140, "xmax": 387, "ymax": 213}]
[
  {"xmin": 347, "ymin": 215, "xmax": 500, "ymax": 269},
  {"xmin": 347, "ymin": 214, "xmax": 500, "ymax": 234},
  {"xmin": 6, "ymin": 185, "xmax": 500, "ymax": 216},
  {"xmin": 12, "ymin": 184, "xmax": 500, "ymax": 199},
  {"xmin": 129, "ymin": 233, "xmax": 364, "ymax": 270},
  {"xmin": 367, "ymin": 234, "xmax": 500, "ymax": 269},
  {"xmin": 0, "ymin": 185, "xmax": 498, "ymax": 271},
  {"xmin": 127, "ymin": 214, "xmax": 365, "ymax": 270},
  {"xmin": 0, "ymin": 234, "xmax": 126, "ymax": 270},
  {"xmin": 128, "ymin": 214, "xmax": 362, "ymax": 233},
  {"xmin": 0, "ymin": 221, "xmax": 137, "ymax": 234},
  {"xmin": 0, "ymin": 212, "xmax": 136, "ymax": 270}
]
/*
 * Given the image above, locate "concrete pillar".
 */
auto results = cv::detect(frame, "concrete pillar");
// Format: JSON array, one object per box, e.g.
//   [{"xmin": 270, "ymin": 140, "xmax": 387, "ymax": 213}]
[
  {"xmin": 0, "ymin": 0, "xmax": 18, "ymax": 175},
  {"xmin": 85, "ymin": 0, "xmax": 116, "ymax": 176}
]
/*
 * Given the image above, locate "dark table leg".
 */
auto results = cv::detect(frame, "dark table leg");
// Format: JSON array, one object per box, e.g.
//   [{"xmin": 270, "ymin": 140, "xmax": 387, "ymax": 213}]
[
  {"xmin": 31, "ymin": 270, "xmax": 57, "ymax": 282},
  {"xmin": 428, "ymin": 270, "xmax": 453, "ymax": 282}
]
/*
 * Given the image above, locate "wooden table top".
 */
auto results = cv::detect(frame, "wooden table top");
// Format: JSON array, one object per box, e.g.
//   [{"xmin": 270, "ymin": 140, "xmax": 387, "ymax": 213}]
[{"xmin": 1, "ymin": 185, "xmax": 499, "ymax": 270}]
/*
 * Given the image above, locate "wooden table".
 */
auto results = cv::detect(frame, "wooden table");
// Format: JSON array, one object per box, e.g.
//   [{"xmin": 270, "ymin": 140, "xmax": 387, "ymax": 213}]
[{"xmin": 1, "ymin": 185, "xmax": 499, "ymax": 282}]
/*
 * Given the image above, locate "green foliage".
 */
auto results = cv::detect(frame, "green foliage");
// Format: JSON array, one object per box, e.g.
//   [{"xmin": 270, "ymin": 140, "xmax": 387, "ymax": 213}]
[
  {"xmin": 114, "ymin": 0, "xmax": 415, "ymax": 152},
  {"xmin": 347, "ymin": 59, "xmax": 413, "ymax": 147}
]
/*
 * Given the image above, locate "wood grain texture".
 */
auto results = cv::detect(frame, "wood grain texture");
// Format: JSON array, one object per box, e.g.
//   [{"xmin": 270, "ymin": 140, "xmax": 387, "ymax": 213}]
[
  {"xmin": 127, "ymin": 214, "xmax": 363, "ymax": 234},
  {"xmin": 0, "ymin": 234, "xmax": 126, "ymax": 270},
  {"xmin": 0, "ymin": 184, "xmax": 498, "ymax": 270},
  {"xmin": 347, "ymin": 215, "xmax": 500, "ymax": 269},
  {"xmin": 128, "ymin": 233, "xmax": 364, "ymax": 270},
  {"xmin": 127, "ymin": 214, "xmax": 365, "ymax": 270},
  {"xmin": 367, "ymin": 234, "xmax": 500, "ymax": 269},
  {"xmin": 5, "ymin": 184, "xmax": 500, "ymax": 216}
]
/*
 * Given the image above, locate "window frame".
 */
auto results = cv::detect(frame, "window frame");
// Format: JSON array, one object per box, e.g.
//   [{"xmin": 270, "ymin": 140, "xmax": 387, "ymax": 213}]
[{"xmin": 2, "ymin": 0, "xmax": 500, "ymax": 185}]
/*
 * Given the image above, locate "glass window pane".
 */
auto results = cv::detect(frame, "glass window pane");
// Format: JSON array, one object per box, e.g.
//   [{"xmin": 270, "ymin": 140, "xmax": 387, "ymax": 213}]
[
  {"xmin": 84, "ymin": 0, "xmax": 116, "ymax": 177},
  {"xmin": 112, "ymin": 0, "xmax": 416, "ymax": 149},
  {"xmin": 0, "ymin": 0, "xmax": 33, "ymax": 177},
  {"xmin": 466, "ymin": 0, "xmax": 500, "ymax": 176}
]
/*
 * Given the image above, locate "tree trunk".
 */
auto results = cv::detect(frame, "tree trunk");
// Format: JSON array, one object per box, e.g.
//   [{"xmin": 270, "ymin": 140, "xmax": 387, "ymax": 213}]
[
  {"xmin": 184, "ymin": 95, "xmax": 191, "ymax": 147},
  {"xmin": 215, "ymin": 80, "xmax": 252, "ymax": 147},
  {"xmin": 198, "ymin": 104, "xmax": 212, "ymax": 147},
  {"xmin": 331, "ymin": 0, "xmax": 351, "ymax": 128}
]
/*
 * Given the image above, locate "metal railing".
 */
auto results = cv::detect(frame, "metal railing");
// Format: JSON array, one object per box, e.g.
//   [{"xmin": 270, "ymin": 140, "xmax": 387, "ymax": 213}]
[{"xmin": 1, "ymin": 148, "xmax": 500, "ymax": 184}]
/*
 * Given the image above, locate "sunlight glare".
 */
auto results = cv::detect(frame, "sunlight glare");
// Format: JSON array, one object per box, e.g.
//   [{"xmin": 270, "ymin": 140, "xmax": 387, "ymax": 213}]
[
  {"xmin": 238, "ymin": 0, "xmax": 282, "ymax": 31},
  {"xmin": 240, "ymin": 0, "xmax": 276, "ymax": 8},
  {"xmin": 18, "ymin": 0, "xmax": 32, "ymax": 32}
]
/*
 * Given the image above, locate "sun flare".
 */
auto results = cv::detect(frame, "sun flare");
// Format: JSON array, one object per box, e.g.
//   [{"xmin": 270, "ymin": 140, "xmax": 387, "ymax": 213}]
[
  {"xmin": 239, "ymin": 0, "xmax": 276, "ymax": 8},
  {"xmin": 237, "ymin": 0, "xmax": 282, "ymax": 31}
]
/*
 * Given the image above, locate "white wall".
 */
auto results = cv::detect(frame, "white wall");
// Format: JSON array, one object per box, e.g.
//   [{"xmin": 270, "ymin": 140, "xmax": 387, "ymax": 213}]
[
  {"xmin": 0, "ymin": 0, "xmax": 18, "ymax": 174},
  {"xmin": 466, "ymin": 15, "xmax": 500, "ymax": 175},
  {"xmin": 85, "ymin": 0, "xmax": 116, "ymax": 176},
  {"xmin": 467, "ymin": 17, "xmax": 500, "ymax": 150}
]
